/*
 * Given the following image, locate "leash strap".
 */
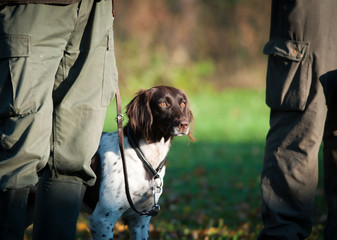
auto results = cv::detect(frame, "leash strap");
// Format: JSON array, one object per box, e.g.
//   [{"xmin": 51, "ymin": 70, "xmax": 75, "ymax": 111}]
[
  {"xmin": 112, "ymin": 2, "xmax": 159, "ymax": 218},
  {"xmin": 126, "ymin": 127, "xmax": 167, "ymax": 178},
  {"xmin": 115, "ymin": 88, "xmax": 160, "ymax": 217},
  {"xmin": 111, "ymin": 0, "xmax": 159, "ymax": 217},
  {"xmin": 112, "ymin": 0, "xmax": 116, "ymax": 18}
]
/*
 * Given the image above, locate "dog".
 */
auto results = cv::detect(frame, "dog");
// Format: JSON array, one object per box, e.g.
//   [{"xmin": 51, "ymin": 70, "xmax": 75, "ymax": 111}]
[{"xmin": 83, "ymin": 86, "xmax": 194, "ymax": 240}]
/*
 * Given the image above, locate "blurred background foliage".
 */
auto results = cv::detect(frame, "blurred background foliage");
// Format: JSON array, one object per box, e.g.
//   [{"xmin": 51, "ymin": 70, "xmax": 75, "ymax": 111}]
[{"xmin": 113, "ymin": 0, "xmax": 271, "ymax": 95}]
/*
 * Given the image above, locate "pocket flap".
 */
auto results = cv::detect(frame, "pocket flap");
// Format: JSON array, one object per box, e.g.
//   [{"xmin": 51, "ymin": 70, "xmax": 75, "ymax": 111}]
[
  {"xmin": 263, "ymin": 39, "xmax": 308, "ymax": 62},
  {"xmin": 0, "ymin": 34, "xmax": 30, "ymax": 58}
]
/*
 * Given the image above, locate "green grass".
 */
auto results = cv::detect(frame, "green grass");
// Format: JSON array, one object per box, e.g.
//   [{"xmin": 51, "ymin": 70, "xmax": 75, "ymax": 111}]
[
  {"xmin": 25, "ymin": 89, "xmax": 327, "ymax": 239},
  {"xmin": 146, "ymin": 89, "xmax": 269, "ymax": 239},
  {"xmin": 97, "ymin": 88, "xmax": 325, "ymax": 239}
]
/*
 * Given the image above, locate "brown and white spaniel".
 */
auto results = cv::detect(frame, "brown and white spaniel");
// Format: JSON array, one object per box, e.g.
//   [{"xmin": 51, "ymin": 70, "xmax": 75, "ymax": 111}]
[{"xmin": 83, "ymin": 86, "xmax": 194, "ymax": 240}]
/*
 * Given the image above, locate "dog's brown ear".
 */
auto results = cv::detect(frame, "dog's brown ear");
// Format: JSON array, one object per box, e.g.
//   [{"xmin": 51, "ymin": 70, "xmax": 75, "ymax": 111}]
[
  {"xmin": 181, "ymin": 91, "xmax": 196, "ymax": 142},
  {"xmin": 187, "ymin": 106, "xmax": 196, "ymax": 141},
  {"xmin": 126, "ymin": 89, "xmax": 153, "ymax": 139}
]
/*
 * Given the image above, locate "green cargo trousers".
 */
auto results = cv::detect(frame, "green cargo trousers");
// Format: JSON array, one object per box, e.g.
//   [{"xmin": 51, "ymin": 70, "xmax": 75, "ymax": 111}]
[
  {"xmin": 259, "ymin": 1, "xmax": 337, "ymax": 239},
  {"xmin": 0, "ymin": 0, "xmax": 118, "ymax": 190}
]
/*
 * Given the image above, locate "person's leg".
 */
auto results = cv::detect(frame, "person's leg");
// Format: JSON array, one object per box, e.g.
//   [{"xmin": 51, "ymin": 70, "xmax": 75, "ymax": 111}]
[
  {"xmin": 260, "ymin": 32, "xmax": 325, "ymax": 240},
  {"xmin": 33, "ymin": 0, "xmax": 117, "ymax": 239},
  {"xmin": 0, "ymin": 4, "xmax": 76, "ymax": 190},
  {"xmin": 0, "ymin": 188, "xmax": 30, "ymax": 240},
  {"xmin": 0, "ymin": 3, "xmax": 77, "ymax": 239},
  {"xmin": 44, "ymin": 0, "xmax": 118, "ymax": 185},
  {"xmin": 260, "ymin": 4, "xmax": 325, "ymax": 236},
  {"xmin": 322, "ymin": 74, "xmax": 337, "ymax": 240},
  {"xmin": 259, "ymin": 0, "xmax": 337, "ymax": 238},
  {"xmin": 259, "ymin": 84, "xmax": 327, "ymax": 239},
  {"xmin": 33, "ymin": 179, "xmax": 85, "ymax": 240}
]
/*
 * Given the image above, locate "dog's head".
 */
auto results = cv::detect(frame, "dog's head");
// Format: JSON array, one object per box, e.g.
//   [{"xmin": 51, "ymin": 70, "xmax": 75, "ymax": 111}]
[{"xmin": 126, "ymin": 86, "xmax": 194, "ymax": 142}]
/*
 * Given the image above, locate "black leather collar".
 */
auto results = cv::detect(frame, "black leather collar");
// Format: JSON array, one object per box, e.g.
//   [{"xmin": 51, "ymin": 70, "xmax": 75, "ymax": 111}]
[{"xmin": 126, "ymin": 127, "xmax": 167, "ymax": 179}]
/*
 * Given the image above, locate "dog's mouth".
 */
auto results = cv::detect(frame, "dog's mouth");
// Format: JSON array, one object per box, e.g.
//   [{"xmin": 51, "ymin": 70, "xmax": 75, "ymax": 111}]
[
  {"xmin": 171, "ymin": 128, "xmax": 190, "ymax": 136},
  {"xmin": 170, "ymin": 120, "xmax": 190, "ymax": 136}
]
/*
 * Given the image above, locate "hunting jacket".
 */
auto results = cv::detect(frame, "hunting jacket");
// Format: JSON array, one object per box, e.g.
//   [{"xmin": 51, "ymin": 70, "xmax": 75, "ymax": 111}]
[{"xmin": 0, "ymin": 0, "xmax": 80, "ymax": 6}]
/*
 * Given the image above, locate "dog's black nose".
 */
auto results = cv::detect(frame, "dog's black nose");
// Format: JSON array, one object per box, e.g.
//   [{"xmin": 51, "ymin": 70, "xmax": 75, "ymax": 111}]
[{"xmin": 178, "ymin": 120, "xmax": 189, "ymax": 132}]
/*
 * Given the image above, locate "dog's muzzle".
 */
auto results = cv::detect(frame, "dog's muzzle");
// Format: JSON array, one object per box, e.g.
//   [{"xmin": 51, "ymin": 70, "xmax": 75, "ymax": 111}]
[{"xmin": 171, "ymin": 120, "xmax": 190, "ymax": 136}]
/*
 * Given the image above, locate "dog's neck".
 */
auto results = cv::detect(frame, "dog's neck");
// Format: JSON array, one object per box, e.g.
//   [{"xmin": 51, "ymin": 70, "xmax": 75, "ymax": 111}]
[
  {"xmin": 137, "ymin": 137, "xmax": 171, "ymax": 168},
  {"xmin": 125, "ymin": 127, "xmax": 171, "ymax": 169}
]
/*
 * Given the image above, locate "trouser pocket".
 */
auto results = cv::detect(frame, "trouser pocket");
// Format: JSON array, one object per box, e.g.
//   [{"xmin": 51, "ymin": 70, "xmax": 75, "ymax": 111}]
[
  {"xmin": 0, "ymin": 35, "xmax": 36, "ymax": 117},
  {"xmin": 263, "ymin": 39, "xmax": 311, "ymax": 111}
]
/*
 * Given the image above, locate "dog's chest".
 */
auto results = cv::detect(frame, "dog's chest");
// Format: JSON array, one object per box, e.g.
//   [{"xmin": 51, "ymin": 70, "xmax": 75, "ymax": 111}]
[{"xmin": 97, "ymin": 132, "xmax": 170, "ymax": 211}]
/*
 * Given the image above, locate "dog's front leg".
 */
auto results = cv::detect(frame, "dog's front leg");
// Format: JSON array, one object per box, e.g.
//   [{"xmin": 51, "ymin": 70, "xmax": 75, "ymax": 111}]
[
  {"xmin": 89, "ymin": 203, "xmax": 122, "ymax": 240},
  {"xmin": 126, "ymin": 215, "xmax": 151, "ymax": 240}
]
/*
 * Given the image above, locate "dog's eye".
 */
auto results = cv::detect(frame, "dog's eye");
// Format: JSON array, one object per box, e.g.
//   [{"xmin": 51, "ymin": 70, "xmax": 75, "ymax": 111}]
[
  {"xmin": 159, "ymin": 101, "xmax": 168, "ymax": 107},
  {"xmin": 180, "ymin": 102, "xmax": 186, "ymax": 109}
]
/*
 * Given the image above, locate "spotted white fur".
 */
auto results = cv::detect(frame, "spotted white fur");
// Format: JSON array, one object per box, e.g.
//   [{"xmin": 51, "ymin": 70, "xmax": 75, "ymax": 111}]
[{"xmin": 89, "ymin": 131, "xmax": 171, "ymax": 240}]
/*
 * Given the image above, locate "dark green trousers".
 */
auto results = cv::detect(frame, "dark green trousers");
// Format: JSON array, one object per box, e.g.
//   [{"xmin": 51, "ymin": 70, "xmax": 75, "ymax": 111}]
[
  {"xmin": 0, "ymin": 0, "xmax": 118, "ymax": 190},
  {"xmin": 259, "ymin": 1, "xmax": 337, "ymax": 239}
]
